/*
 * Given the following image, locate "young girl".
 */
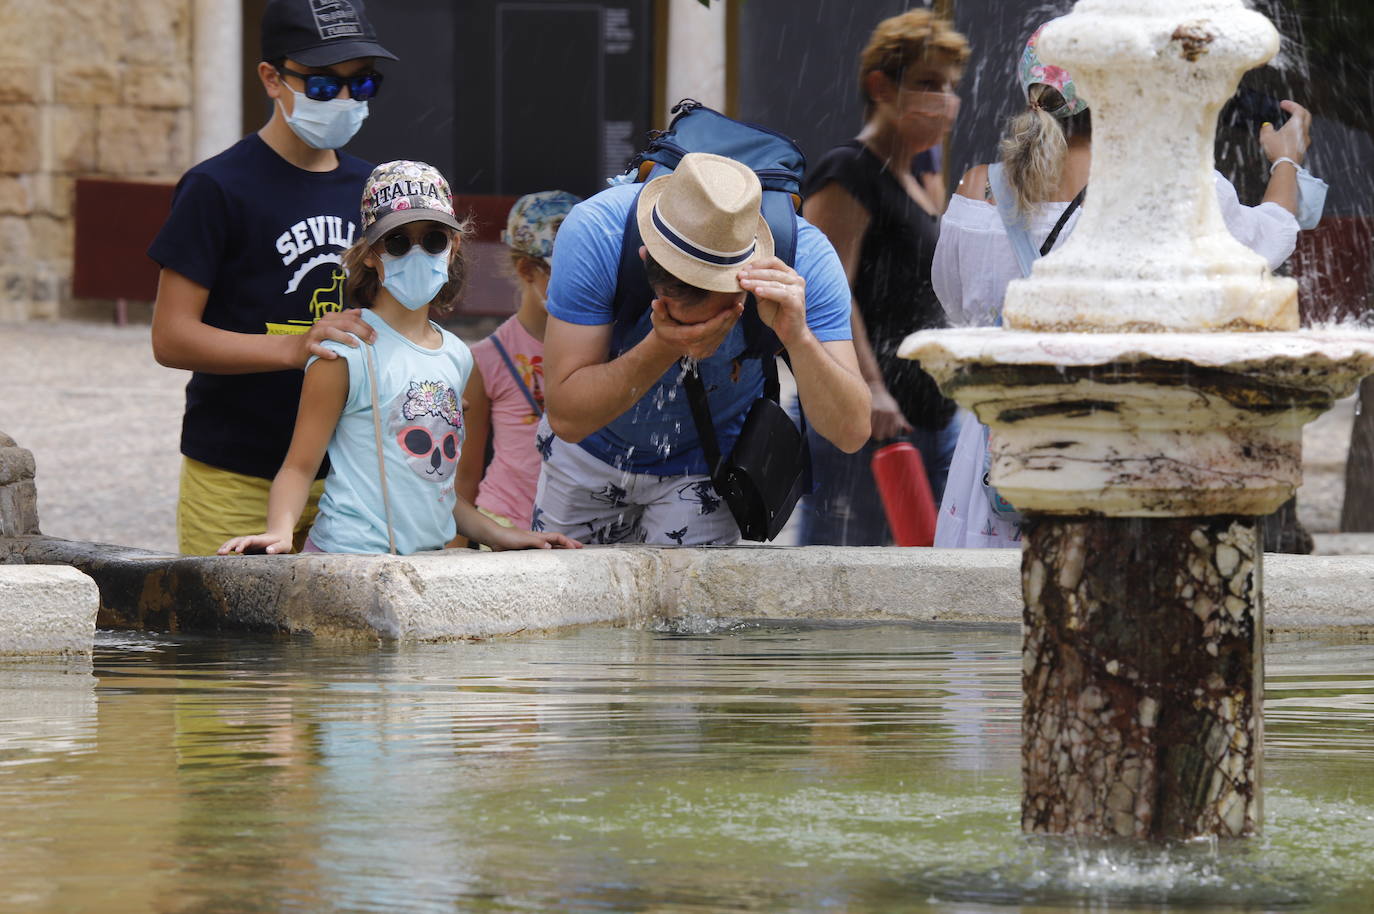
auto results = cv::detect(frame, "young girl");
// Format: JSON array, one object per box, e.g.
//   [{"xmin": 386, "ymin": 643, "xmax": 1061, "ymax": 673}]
[
  {"xmin": 454, "ymin": 190, "xmax": 580, "ymax": 535},
  {"xmin": 219, "ymin": 161, "xmax": 581, "ymax": 556}
]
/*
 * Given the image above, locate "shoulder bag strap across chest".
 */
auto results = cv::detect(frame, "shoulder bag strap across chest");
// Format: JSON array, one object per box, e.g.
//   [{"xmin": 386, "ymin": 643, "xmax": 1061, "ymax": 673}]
[{"xmin": 489, "ymin": 335, "xmax": 543, "ymax": 417}]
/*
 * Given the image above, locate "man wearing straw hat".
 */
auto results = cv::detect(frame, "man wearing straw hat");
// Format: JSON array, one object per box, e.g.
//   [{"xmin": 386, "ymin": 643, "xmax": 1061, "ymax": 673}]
[{"xmin": 536, "ymin": 152, "xmax": 871, "ymax": 545}]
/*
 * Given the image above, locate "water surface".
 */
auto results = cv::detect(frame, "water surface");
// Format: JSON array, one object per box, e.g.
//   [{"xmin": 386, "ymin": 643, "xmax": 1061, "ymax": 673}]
[{"xmin": 1, "ymin": 623, "xmax": 1371, "ymax": 912}]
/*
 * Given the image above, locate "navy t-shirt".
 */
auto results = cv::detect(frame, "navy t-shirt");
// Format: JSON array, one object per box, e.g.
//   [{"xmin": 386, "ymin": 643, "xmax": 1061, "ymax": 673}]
[{"xmin": 148, "ymin": 134, "xmax": 371, "ymax": 480}]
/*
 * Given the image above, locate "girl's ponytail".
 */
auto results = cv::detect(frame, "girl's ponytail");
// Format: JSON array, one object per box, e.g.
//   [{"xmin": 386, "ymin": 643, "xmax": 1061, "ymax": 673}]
[{"xmin": 998, "ymin": 84, "xmax": 1068, "ymax": 217}]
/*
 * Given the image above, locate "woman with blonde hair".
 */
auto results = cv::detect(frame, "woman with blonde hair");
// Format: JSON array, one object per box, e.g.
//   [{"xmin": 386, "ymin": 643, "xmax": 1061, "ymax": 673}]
[
  {"xmin": 933, "ymin": 26, "xmax": 1319, "ymax": 548},
  {"xmin": 799, "ymin": 8, "xmax": 970, "ymax": 545}
]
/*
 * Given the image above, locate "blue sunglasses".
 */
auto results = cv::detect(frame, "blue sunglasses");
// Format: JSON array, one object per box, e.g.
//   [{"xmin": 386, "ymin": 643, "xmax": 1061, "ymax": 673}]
[{"xmin": 277, "ymin": 66, "xmax": 384, "ymax": 102}]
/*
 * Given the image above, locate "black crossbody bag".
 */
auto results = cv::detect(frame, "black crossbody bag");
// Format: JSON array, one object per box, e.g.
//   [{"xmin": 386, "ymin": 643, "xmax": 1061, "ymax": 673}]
[{"xmin": 682, "ymin": 357, "xmax": 809, "ymax": 542}]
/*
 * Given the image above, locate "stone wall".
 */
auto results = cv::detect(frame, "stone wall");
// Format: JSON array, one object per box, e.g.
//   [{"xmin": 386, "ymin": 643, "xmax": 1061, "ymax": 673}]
[
  {"xmin": 0, "ymin": 432, "xmax": 39, "ymax": 537},
  {"xmin": 0, "ymin": 0, "xmax": 195, "ymax": 321}
]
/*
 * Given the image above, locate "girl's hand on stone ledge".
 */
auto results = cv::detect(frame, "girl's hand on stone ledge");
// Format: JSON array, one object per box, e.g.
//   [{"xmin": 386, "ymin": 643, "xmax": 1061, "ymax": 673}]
[
  {"xmin": 485, "ymin": 527, "xmax": 584, "ymax": 551},
  {"xmin": 218, "ymin": 532, "xmax": 294, "ymax": 556}
]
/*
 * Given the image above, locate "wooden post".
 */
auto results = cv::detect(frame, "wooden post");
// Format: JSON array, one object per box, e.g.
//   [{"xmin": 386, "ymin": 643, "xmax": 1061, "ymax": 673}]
[{"xmin": 1020, "ymin": 516, "xmax": 1262, "ymax": 838}]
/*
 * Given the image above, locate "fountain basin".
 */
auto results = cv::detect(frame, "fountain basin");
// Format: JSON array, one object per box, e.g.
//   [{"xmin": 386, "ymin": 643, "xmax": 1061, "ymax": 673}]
[{"xmin": 901, "ymin": 328, "xmax": 1374, "ymax": 516}]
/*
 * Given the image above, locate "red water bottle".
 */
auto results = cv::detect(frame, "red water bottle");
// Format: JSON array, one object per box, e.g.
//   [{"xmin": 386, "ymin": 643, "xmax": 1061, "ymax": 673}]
[{"xmin": 871, "ymin": 442, "xmax": 938, "ymax": 546}]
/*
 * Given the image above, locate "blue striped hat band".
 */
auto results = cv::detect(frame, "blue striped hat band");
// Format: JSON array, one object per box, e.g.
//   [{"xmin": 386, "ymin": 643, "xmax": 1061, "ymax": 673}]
[{"xmin": 651, "ymin": 203, "xmax": 756, "ymax": 267}]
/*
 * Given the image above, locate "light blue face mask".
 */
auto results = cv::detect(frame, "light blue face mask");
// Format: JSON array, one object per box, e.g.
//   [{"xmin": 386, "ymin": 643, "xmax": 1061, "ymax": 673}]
[
  {"xmin": 279, "ymin": 88, "xmax": 368, "ymax": 150},
  {"xmin": 1294, "ymin": 165, "xmax": 1329, "ymax": 231},
  {"xmin": 380, "ymin": 246, "xmax": 450, "ymax": 310}
]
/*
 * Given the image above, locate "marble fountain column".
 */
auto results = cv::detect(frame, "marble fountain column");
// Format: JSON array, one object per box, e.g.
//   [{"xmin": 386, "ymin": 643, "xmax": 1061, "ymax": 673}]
[{"xmin": 901, "ymin": 0, "xmax": 1374, "ymax": 839}]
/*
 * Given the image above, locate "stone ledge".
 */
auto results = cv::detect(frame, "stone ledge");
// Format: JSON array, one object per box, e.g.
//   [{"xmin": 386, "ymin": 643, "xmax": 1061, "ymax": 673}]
[
  {"xmin": 3, "ymin": 535, "xmax": 1373, "ymax": 640},
  {"xmin": 1311, "ymin": 533, "xmax": 1374, "ymax": 556},
  {"xmin": 0, "ymin": 564, "xmax": 98, "ymax": 655}
]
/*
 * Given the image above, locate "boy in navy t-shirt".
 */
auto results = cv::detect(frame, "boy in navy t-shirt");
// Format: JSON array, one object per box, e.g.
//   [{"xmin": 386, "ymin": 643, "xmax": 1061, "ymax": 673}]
[{"xmin": 149, "ymin": 0, "xmax": 396, "ymax": 555}]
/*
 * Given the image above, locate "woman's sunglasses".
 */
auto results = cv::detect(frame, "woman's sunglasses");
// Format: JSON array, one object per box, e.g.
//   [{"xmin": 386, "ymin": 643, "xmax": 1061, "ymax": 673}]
[
  {"xmin": 382, "ymin": 228, "xmax": 452, "ymax": 258},
  {"xmin": 277, "ymin": 65, "xmax": 384, "ymax": 102}
]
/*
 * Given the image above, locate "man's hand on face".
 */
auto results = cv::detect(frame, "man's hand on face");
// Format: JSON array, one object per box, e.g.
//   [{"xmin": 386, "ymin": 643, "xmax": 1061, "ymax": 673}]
[
  {"xmin": 649, "ymin": 295, "xmax": 744, "ymax": 361},
  {"xmin": 738, "ymin": 257, "xmax": 809, "ymax": 348}
]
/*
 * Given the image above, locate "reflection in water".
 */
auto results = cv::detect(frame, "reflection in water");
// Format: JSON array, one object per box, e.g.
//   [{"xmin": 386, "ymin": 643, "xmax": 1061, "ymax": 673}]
[{"xmin": 0, "ymin": 625, "xmax": 1368, "ymax": 912}]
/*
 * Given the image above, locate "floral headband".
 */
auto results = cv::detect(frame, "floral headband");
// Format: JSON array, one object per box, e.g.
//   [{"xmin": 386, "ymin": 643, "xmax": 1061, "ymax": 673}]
[{"xmin": 1019, "ymin": 25, "xmax": 1088, "ymax": 118}]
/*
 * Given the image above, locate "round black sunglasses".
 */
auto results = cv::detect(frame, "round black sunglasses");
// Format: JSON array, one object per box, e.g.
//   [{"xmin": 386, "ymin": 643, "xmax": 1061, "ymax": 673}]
[
  {"xmin": 277, "ymin": 65, "xmax": 384, "ymax": 102},
  {"xmin": 382, "ymin": 229, "xmax": 452, "ymax": 258}
]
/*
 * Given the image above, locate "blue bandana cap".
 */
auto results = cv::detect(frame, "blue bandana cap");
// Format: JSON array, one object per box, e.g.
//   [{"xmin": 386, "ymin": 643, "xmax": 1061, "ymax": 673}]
[{"xmin": 503, "ymin": 190, "xmax": 582, "ymax": 261}]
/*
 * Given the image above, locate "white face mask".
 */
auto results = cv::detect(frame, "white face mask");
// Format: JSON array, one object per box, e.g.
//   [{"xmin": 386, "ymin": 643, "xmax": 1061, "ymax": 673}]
[
  {"xmin": 279, "ymin": 88, "xmax": 368, "ymax": 150},
  {"xmin": 1294, "ymin": 165, "xmax": 1329, "ymax": 231},
  {"xmin": 380, "ymin": 246, "xmax": 451, "ymax": 310}
]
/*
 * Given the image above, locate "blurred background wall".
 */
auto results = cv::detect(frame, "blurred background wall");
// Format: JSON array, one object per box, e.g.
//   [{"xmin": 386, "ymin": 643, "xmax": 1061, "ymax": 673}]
[{"xmin": 1, "ymin": 0, "xmax": 1371, "ymax": 326}]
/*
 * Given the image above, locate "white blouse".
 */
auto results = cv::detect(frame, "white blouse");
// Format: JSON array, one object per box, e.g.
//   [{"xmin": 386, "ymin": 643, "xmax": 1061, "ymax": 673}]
[{"xmin": 933, "ymin": 171, "xmax": 1300, "ymax": 328}]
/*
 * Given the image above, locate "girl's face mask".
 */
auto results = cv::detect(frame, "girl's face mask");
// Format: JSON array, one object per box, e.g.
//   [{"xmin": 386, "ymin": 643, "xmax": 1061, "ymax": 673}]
[{"xmin": 380, "ymin": 245, "xmax": 451, "ymax": 311}]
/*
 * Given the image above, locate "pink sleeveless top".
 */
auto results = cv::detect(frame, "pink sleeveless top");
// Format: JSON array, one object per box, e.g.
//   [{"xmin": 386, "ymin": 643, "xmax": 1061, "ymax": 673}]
[{"xmin": 469, "ymin": 316, "xmax": 544, "ymax": 528}]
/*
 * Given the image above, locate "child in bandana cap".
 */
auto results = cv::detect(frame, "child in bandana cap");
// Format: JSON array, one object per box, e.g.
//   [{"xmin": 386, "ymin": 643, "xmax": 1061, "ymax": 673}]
[
  {"xmin": 455, "ymin": 191, "xmax": 582, "ymax": 538},
  {"xmin": 219, "ymin": 163, "xmax": 580, "ymax": 556},
  {"xmin": 932, "ymin": 26, "xmax": 1316, "ymax": 550}
]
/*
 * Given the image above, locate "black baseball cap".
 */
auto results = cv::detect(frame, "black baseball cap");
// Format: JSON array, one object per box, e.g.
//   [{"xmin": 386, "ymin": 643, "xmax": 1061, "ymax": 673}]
[{"xmin": 261, "ymin": 0, "xmax": 397, "ymax": 67}]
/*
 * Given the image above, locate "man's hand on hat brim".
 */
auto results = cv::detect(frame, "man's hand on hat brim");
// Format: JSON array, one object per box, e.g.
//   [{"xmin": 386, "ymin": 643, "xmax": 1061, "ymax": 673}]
[{"xmin": 739, "ymin": 257, "xmax": 809, "ymax": 349}]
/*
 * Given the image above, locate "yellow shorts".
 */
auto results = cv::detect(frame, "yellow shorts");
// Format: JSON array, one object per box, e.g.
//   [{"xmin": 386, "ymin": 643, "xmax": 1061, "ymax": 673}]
[
  {"xmin": 177, "ymin": 457, "xmax": 324, "ymax": 556},
  {"xmin": 444, "ymin": 506, "xmax": 515, "ymax": 551},
  {"xmin": 471, "ymin": 506, "xmax": 514, "ymax": 551},
  {"xmin": 478, "ymin": 506, "xmax": 515, "ymax": 528}
]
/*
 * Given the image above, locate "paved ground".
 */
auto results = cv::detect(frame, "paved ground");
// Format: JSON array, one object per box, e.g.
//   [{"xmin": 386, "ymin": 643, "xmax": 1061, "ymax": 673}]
[{"xmin": 0, "ymin": 318, "xmax": 1363, "ymax": 554}]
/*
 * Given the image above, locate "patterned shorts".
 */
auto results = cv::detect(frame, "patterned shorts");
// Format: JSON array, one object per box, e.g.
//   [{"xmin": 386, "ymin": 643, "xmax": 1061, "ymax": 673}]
[{"xmin": 530, "ymin": 417, "xmax": 740, "ymax": 546}]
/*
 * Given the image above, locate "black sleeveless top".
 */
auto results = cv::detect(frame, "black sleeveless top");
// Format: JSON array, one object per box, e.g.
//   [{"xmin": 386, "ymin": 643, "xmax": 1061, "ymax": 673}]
[{"xmin": 802, "ymin": 141, "xmax": 956, "ymax": 429}]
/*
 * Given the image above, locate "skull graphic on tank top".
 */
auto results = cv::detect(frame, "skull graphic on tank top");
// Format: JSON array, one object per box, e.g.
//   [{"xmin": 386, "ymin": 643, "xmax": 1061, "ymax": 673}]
[{"xmin": 392, "ymin": 379, "xmax": 464, "ymax": 482}]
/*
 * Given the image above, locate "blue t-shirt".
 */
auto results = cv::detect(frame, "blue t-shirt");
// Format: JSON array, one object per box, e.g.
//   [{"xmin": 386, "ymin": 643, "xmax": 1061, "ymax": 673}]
[
  {"xmin": 306, "ymin": 310, "xmax": 474, "ymax": 555},
  {"xmin": 148, "ymin": 134, "xmax": 372, "ymax": 480},
  {"xmin": 546, "ymin": 182, "xmax": 852, "ymax": 476}
]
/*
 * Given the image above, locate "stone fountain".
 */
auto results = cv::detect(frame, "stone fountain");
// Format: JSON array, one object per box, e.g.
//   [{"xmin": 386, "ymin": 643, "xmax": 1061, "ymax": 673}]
[{"xmin": 901, "ymin": 0, "xmax": 1374, "ymax": 839}]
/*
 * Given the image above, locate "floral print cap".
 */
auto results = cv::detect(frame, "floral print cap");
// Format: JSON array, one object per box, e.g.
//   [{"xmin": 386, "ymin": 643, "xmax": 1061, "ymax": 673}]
[
  {"xmin": 1019, "ymin": 25, "xmax": 1088, "ymax": 118},
  {"xmin": 361, "ymin": 160, "xmax": 461, "ymax": 244},
  {"xmin": 502, "ymin": 190, "xmax": 582, "ymax": 261}
]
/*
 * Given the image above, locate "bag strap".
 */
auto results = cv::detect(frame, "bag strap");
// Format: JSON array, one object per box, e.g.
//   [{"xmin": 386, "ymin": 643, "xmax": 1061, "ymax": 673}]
[
  {"xmin": 490, "ymin": 334, "xmax": 543, "ymax": 417},
  {"xmin": 682, "ymin": 362, "xmax": 726, "ymax": 484},
  {"xmin": 1040, "ymin": 187, "xmax": 1086, "ymax": 257},
  {"xmin": 681, "ymin": 356, "xmax": 784, "ymax": 479},
  {"xmin": 363, "ymin": 342, "xmax": 398, "ymax": 555}
]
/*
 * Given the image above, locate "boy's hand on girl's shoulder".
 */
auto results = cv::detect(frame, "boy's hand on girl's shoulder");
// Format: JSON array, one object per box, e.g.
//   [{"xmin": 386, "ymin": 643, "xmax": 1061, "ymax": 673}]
[
  {"xmin": 218, "ymin": 532, "xmax": 294, "ymax": 555},
  {"xmin": 297, "ymin": 308, "xmax": 378, "ymax": 366}
]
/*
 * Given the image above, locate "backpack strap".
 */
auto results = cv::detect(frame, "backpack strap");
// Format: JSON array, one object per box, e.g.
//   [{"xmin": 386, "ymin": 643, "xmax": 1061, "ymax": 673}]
[
  {"xmin": 489, "ymin": 334, "xmax": 543, "ymax": 417},
  {"xmin": 609, "ymin": 188, "xmax": 653, "ymax": 358}
]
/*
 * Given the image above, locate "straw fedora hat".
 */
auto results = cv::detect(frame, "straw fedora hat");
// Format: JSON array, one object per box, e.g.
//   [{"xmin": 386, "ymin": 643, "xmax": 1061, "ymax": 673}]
[{"xmin": 636, "ymin": 152, "xmax": 774, "ymax": 293}]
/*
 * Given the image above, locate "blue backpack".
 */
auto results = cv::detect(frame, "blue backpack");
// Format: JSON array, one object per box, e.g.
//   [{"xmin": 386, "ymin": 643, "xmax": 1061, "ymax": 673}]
[{"xmin": 609, "ymin": 100, "xmax": 806, "ymax": 360}]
